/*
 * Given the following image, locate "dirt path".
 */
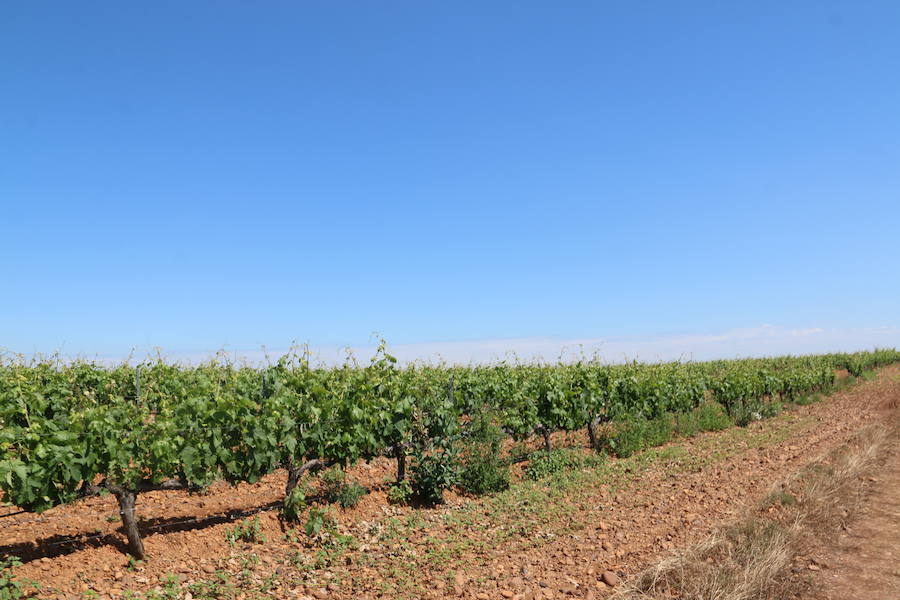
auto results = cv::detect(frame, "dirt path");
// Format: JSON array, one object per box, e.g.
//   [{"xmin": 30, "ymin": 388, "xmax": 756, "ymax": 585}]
[
  {"xmin": 802, "ymin": 439, "xmax": 900, "ymax": 600},
  {"xmin": 7, "ymin": 366, "xmax": 900, "ymax": 599}
]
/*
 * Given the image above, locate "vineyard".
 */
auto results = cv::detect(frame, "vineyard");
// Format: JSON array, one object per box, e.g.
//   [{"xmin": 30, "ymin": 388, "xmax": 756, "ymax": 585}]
[{"xmin": 2, "ymin": 346, "xmax": 899, "ymax": 563}]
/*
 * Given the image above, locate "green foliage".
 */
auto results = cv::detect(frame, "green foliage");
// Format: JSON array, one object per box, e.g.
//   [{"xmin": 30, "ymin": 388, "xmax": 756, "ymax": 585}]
[
  {"xmin": 304, "ymin": 506, "xmax": 336, "ymax": 537},
  {"xmin": 603, "ymin": 414, "xmax": 674, "ymax": 458},
  {"xmin": 793, "ymin": 393, "xmax": 821, "ymax": 406},
  {"xmin": 458, "ymin": 447, "xmax": 509, "ymax": 496},
  {"xmin": 762, "ymin": 490, "xmax": 797, "ymax": 508},
  {"xmin": 186, "ymin": 571, "xmax": 232, "ymax": 600},
  {"xmin": 0, "ymin": 556, "xmax": 35, "ymax": 600},
  {"xmin": 458, "ymin": 409, "xmax": 510, "ymax": 496},
  {"xmin": 126, "ymin": 557, "xmax": 144, "ymax": 571},
  {"xmin": 1, "ymin": 345, "xmax": 898, "ymax": 553},
  {"xmin": 695, "ymin": 401, "xmax": 732, "ymax": 431},
  {"xmin": 730, "ymin": 399, "xmax": 781, "ymax": 427},
  {"xmin": 225, "ymin": 516, "xmax": 265, "ymax": 546},
  {"xmin": 140, "ymin": 574, "xmax": 181, "ymax": 600},
  {"xmin": 525, "ymin": 448, "xmax": 593, "ymax": 480},
  {"xmin": 335, "ymin": 481, "xmax": 367, "ymax": 508},
  {"xmin": 411, "ymin": 445, "xmax": 459, "ymax": 505},
  {"xmin": 386, "ymin": 479, "xmax": 413, "ymax": 504},
  {"xmin": 675, "ymin": 402, "xmax": 732, "ymax": 437},
  {"xmin": 282, "ymin": 482, "xmax": 308, "ymax": 522},
  {"xmin": 320, "ymin": 466, "xmax": 367, "ymax": 508}
]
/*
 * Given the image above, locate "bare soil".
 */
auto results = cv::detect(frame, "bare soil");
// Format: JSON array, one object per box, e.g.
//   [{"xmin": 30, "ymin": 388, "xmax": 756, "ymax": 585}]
[{"xmin": 5, "ymin": 365, "xmax": 900, "ymax": 599}]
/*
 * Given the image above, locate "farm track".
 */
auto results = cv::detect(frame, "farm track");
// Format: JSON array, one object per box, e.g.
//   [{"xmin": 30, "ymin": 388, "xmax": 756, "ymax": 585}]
[
  {"xmin": 797, "ymin": 422, "xmax": 900, "ymax": 600},
  {"xmin": 6, "ymin": 365, "xmax": 900, "ymax": 599}
]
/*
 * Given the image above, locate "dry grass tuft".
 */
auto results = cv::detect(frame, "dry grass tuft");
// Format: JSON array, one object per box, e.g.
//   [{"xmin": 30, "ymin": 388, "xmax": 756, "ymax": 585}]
[
  {"xmin": 614, "ymin": 421, "xmax": 894, "ymax": 600},
  {"xmin": 786, "ymin": 424, "xmax": 888, "ymax": 530},
  {"xmin": 622, "ymin": 518, "xmax": 798, "ymax": 600}
]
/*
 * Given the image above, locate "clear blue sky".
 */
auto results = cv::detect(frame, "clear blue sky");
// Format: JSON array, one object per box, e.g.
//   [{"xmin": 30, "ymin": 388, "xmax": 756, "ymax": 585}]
[{"xmin": 2, "ymin": 2, "xmax": 899, "ymax": 358}]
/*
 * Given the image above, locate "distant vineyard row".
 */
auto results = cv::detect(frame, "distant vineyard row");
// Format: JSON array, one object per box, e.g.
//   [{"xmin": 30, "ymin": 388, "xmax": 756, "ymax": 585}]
[{"xmin": 2, "ymin": 347, "xmax": 898, "ymax": 558}]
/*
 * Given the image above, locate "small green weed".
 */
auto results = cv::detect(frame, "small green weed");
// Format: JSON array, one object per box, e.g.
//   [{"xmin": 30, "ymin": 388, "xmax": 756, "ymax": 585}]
[
  {"xmin": 304, "ymin": 506, "xmax": 336, "ymax": 537},
  {"xmin": 793, "ymin": 393, "xmax": 821, "ymax": 406},
  {"xmin": 0, "ymin": 556, "xmax": 38, "ymax": 600},
  {"xmin": 386, "ymin": 479, "xmax": 413, "ymax": 504},
  {"xmin": 126, "ymin": 557, "xmax": 143, "ymax": 572},
  {"xmin": 283, "ymin": 482, "xmax": 309, "ymax": 522},
  {"xmin": 186, "ymin": 571, "xmax": 233, "ymax": 600},
  {"xmin": 762, "ymin": 489, "xmax": 797, "ymax": 508},
  {"xmin": 320, "ymin": 467, "xmax": 368, "ymax": 508},
  {"xmin": 225, "ymin": 516, "xmax": 265, "ymax": 546}
]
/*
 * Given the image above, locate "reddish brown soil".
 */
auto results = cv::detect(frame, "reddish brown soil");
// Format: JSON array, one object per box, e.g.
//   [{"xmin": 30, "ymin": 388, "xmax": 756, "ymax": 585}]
[{"xmin": 5, "ymin": 366, "xmax": 900, "ymax": 599}]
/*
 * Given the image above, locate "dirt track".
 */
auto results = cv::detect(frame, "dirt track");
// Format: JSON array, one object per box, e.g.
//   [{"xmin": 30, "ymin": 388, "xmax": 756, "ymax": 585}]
[
  {"xmin": 6, "ymin": 365, "xmax": 900, "ymax": 599},
  {"xmin": 801, "ymin": 427, "xmax": 900, "ymax": 600}
]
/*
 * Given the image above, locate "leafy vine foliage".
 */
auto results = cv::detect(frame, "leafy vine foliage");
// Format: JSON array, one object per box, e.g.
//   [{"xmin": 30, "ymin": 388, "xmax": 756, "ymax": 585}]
[{"xmin": 1, "ymin": 346, "xmax": 898, "ymax": 559}]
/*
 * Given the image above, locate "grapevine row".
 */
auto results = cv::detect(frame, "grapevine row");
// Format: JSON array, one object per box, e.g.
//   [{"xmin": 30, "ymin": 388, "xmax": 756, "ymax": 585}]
[{"xmin": 1, "ymin": 347, "xmax": 897, "ymax": 559}]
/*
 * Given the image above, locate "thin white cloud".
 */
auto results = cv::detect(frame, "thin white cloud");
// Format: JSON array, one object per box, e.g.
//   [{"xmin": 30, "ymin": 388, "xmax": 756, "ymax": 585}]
[
  {"xmin": 14, "ymin": 324, "xmax": 898, "ymax": 366},
  {"xmin": 142, "ymin": 324, "xmax": 900, "ymax": 365}
]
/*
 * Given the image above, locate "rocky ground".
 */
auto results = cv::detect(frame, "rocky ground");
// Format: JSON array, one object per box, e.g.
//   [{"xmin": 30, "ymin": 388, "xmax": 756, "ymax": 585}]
[{"xmin": 5, "ymin": 365, "xmax": 899, "ymax": 599}]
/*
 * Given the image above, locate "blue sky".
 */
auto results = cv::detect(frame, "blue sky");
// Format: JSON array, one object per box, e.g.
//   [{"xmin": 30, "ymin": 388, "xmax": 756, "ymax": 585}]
[{"xmin": 2, "ymin": 2, "xmax": 899, "ymax": 361}]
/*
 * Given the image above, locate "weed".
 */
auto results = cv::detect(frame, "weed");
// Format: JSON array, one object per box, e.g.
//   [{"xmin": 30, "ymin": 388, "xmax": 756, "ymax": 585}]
[
  {"xmin": 126, "ymin": 557, "xmax": 143, "ymax": 571},
  {"xmin": 695, "ymin": 402, "xmax": 732, "ymax": 431},
  {"xmin": 282, "ymin": 480, "xmax": 309, "ymax": 522},
  {"xmin": 793, "ymin": 393, "xmax": 821, "ymax": 406},
  {"xmin": 458, "ymin": 409, "xmax": 510, "ymax": 496},
  {"xmin": 405, "ymin": 511, "xmax": 425, "ymax": 530},
  {"xmin": 304, "ymin": 506, "xmax": 336, "ymax": 537},
  {"xmin": 186, "ymin": 571, "xmax": 233, "ymax": 600},
  {"xmin": 239, "ymin": 554, "xmax": 260, "ymax": 570},
  {"xmin": 0, "ymin": 556, "xmax": 38, "ymax": 600},
  {"xmin": 603, "ymin": 414, "xmax": 674, "ymax": 458},
  {"xmin": 258, "ymin": 572, "xmax": 279, "ymax": 593},
  {"xmin": 411, "ymin": 445, "xmax": 459, "ymax": 505},
  {"xmin": 140, "ymin": 574, "xmax": 181, "ymax": 600},
  {"xmin": 225, "ymin": 516, "xmax": 265, "ymax": 546},
  {"xmin": 675, "ymin": 403, "xmax": 731, "ymax": 437},
  {"xmin": 762, "ymin": 490, "xmax": 797, "ymax": 508},
  {"xmin": 320, "ymin": 466, "xmax": 368, "ymax": 508},
  {"xmin": 386, "ymin": 479, "xmax": 413, "ymax": 504},
  {"xmin": 731, "ymin": 399, "xmax": 780, "ymax": 427},
  {"xmin": 525, "ymin": 448, "xmax": 594, "ymax": 480}
]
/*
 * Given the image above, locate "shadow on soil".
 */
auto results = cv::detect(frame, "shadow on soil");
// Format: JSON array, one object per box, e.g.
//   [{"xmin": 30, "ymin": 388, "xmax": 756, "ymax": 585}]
[{"xmin": 1, "ymin": 501, "xmax": 282, "ymax": 563}]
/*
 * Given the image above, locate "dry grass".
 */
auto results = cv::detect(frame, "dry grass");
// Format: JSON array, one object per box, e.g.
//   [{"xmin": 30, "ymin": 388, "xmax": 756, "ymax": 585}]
[
  {"xmin": 785, "ymin": 424, "xmax": 888, "ymax": 531},
  {"xmin": 613, "ymin": 420, "xmax": 895, "ymax": 600},
  {"xmin": 620, "ymin": 518, "xmax": 799, "ymax": 600}
]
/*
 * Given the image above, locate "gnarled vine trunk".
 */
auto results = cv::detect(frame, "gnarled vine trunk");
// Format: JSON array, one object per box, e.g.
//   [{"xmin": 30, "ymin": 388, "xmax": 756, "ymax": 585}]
[
  {"xmin": 586, "ymin": 415, "xmax": 606, "ymax": 450},
  {"xmin": 395, "ymin": 448, "xmax": 407, "ymax": 482},
  {"xmin": 111, "ymin": 487, "xmax": 144, "ymax": 560},
  {"xmin": 284, "ymin": 457, "xmax": 329, "ymax": 499},
  {"xmin": 536, "ymin": 425, "xmax": 552, "ymax": 452}
]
